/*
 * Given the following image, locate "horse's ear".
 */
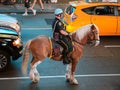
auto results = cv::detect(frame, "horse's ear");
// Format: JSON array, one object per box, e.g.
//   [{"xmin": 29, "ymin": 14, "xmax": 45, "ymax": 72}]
[{"xmin": 91, "ymin": 24, "xmax": 95, "ymax": 30}]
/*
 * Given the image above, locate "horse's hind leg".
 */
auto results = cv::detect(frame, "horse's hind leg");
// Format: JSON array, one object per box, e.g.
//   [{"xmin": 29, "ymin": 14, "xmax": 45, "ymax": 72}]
[{"xmin": 29, "ymin": 57, "xmax": 42, "ymax": 83}]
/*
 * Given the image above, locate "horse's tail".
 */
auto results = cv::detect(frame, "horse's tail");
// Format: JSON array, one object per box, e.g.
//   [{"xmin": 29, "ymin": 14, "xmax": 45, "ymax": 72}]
[{"xmin": 22, "ymin": 40, "xmax": 31, "ymax": 76}]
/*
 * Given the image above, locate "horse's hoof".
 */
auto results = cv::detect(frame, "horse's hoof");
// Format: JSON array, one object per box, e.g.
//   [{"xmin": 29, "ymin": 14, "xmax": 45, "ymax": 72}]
[
  {"xmin": 66, "ymin": 78, "xmax": 70, "ymax": 82},
  {"xmin": 32, "ymin": 79, "xmax": 39, "ymax": 84},
  {"xmin": 32, "ymin": 80, "xmax": 38, "ymax": 84},
  {"xmin": 70, "ymin": 79, "xmax": 78, "ymax": 85},
  {"xmin": 32, "ymin": 76, "xmax": 40, "ymax": 84}
]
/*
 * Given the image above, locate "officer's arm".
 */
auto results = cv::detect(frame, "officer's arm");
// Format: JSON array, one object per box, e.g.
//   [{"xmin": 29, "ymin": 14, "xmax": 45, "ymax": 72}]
[{"xmin": 60, "ymin": 30, "xmax": 69, "ymax": 36}]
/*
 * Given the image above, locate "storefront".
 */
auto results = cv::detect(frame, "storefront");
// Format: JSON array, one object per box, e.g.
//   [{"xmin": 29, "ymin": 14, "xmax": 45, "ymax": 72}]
[
  {"xmin": 0, "ymin": 0, "xmax": 119, "ymax": 4},
  {"xmin": 88, "ymin": 0, "xmax": 118, "ymax": 2}
]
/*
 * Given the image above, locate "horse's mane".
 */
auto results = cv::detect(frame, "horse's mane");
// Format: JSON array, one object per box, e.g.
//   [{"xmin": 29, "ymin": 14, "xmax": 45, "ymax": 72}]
[{"xmin": 71, "ymin": 24, "xmax": 98, "ymax": 41}]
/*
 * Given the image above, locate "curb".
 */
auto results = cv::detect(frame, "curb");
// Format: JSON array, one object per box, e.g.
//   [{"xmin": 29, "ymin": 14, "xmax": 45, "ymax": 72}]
[{"xmin": 0, "ymin": 4, "xmax": 69, "ymax": 14}]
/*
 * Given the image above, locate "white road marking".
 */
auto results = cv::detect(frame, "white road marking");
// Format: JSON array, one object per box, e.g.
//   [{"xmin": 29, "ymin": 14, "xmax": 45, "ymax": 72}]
[
  {"xmin": 22, "ymin": 27, "xmax": 52, "ymax": 30},
  {"xmin": 104, "ymin": 45, "xmax": 120, "ymax": 48},
  {"xmin": 0, "ymin": 73, "xmax": 120, "ymax": 80}
]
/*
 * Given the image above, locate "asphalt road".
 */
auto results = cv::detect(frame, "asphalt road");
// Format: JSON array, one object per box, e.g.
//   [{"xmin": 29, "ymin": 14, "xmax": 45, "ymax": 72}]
[{"xmin": 0, "ymin": 14, "xmax": 120, "ymax": 90}]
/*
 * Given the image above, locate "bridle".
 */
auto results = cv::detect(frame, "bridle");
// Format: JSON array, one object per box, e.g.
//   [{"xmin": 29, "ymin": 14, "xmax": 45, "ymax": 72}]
[
  {"xmin": 87, "ymin": 27, "xmax": 100, "ymax": 45},
  {"xmin": 72, "ymin": 25, "xmax": 100, "ymax": 46}
]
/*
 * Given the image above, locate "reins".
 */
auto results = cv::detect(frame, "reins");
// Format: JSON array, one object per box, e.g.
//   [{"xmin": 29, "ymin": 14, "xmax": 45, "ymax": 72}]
[
  {"xmin": 72, "ymin": 39, "xmax": 85, "ymax": 47},
  {"xmin": 70, "ymin": 34, "xmax": 85, "ymax": 48}
]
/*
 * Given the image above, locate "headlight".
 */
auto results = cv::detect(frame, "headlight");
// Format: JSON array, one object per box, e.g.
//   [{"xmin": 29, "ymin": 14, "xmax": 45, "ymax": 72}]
[{"xmin": 13, "ymin": 38, "xmax": 21, "ymax": 47}]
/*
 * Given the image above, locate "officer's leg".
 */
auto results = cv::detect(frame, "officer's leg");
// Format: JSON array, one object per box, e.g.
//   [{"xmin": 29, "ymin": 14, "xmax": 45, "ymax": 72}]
[
  {"xmin": 67, "ymin": 40, "xmax": 73, "ymax": 53},
  {"xmin": 59, "ymin": 40, "xmax": 71, "ymax": 64},
  {"xmin": 64, "ymin": 37, "xmax": 73, "ymax": 54}
]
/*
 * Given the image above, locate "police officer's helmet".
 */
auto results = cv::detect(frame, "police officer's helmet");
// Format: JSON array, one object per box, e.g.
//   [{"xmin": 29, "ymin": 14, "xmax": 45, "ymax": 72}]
[{"xmin": 54, "ymin": 8, "xmax": 63, "ymax": 15}]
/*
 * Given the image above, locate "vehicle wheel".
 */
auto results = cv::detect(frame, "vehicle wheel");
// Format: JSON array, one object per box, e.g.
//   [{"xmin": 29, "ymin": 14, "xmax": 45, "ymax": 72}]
[{"xmin": 0, "ymin": 51, "xmax": 10, "ymax": 72}]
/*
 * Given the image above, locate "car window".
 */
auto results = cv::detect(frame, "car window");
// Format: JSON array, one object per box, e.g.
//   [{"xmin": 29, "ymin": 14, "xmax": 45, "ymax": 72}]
[
  {"xmin": 82, "ymin": 6, "xmax": 115, "ymax": 16},
  {"xmin": 118, "ymin": 7, "xmax": 120, "ymax": 15},
  {"xmin": 94, "ymin": 6, "xmax": 115, "ymax": 16},
  {"xmin": 82, "ymin": 7, "xmax": 95, "ymax": 15},
  {"xmin": 65, "ymin": 5, "xmax": 76, "ymax": 15}
]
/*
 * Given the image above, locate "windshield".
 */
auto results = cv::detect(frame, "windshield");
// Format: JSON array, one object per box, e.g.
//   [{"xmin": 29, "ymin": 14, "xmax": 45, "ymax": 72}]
[{"xmin": 65, "ymin": 5, "xmax": 76, "ymax": 15}]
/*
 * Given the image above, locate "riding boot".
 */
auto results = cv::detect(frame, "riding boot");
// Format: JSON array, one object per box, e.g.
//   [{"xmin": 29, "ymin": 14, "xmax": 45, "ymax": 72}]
[{"xmin": 62, "ymin": 54, "xmax": 71, "ymax": 64}]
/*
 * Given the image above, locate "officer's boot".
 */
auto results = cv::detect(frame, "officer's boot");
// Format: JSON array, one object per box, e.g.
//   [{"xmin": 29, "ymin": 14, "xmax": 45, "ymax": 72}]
[{"xmin": 62, "ymin": 51, "xmax": 71, "ymax": 64}]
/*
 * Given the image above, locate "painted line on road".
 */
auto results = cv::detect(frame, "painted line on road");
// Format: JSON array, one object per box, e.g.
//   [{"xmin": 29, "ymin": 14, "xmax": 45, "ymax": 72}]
[
  {"xmin": 104, "ymin": 45, "xmax": 120, "ymax": 48},
  {"xmin": 22, "ymin": 27, "xmax": 52, "ymax": 30},
  {"xmin": 0, "ymin": 73, "xmax": 120, "ymax": 80}
]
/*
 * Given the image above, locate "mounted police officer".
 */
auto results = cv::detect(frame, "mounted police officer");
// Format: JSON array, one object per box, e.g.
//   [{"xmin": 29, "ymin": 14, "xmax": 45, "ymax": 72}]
[{"xmin": 52, "ymin": 8, "xmax": 73, "ymax": 64}]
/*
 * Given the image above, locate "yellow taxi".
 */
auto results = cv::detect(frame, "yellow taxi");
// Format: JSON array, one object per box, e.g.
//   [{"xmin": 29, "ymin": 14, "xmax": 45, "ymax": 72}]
[{"xmin": 62, "ymin": 1, "xmax": 120, "ymax": 36}]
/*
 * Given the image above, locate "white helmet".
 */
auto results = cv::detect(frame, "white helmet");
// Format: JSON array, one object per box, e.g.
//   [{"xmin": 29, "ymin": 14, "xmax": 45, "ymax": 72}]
[{"xmin": 54, "ymin": 8, "xmax": 63, "ymax": 15}]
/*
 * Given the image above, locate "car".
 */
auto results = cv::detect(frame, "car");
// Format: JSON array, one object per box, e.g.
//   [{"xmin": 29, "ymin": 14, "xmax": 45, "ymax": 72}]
[
  {"xmin": 0, "ymin": 14, "xmax": 21, "ymax": 35},
  {"xmin": 62, "ymin": 1, "xmax": 120, "ymax": 36},
  {"xmin": 0, "ymin": 27, "xmax": 23, "ymax": 71}
]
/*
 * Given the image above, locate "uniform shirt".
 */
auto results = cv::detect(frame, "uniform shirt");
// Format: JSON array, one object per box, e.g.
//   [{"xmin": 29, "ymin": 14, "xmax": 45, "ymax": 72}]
[{"xmin": 52, "ymin": 18, "xmax": 65, "ymax": 41}]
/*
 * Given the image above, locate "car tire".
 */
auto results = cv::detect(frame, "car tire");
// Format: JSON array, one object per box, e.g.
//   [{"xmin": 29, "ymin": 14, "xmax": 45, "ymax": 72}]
[{"xmin": 0, "ymin": 50, "xmax": 10, "ymax": 72}]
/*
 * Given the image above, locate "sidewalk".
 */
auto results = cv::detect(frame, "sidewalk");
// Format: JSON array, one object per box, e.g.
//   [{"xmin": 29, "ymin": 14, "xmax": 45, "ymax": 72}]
[{"xmin": 0, "ymin": 3, "xmax": 69, "ymax": 14}]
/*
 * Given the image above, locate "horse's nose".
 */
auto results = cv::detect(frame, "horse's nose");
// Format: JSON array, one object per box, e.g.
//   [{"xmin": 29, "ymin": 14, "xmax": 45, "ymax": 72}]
[{"xmin": 95, "ymin": 40, "xmax": 100, "ymax": 47}]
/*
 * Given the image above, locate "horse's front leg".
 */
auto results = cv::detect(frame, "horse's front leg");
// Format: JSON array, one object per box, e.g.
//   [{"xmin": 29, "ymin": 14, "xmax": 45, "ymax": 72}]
[
  {"xmin": 65, "ymin": 63, "xmax": 72, "ymax": 82},
  {"xmin": 70, "ymin": 72, "xmax": 78, "ymax": 85},
  {"xmin": 66, "ymin": 60, "xmax": 78, "ymax": 85}
]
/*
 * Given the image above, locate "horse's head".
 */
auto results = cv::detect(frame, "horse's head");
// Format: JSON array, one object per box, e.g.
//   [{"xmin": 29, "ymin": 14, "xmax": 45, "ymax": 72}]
[
  {"xmin": 87, "ymin": 24, "xmax": 100, "ymax": 46},
  {"xmin": 71, "ymin": 24, "xmax": 100, "ymax": 47}
]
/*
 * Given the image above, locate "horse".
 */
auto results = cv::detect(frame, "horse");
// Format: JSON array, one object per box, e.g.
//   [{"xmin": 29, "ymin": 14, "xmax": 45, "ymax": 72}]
[{"xmin": 22, "ymin": 24, "xmax": 100, "ymax": 85}]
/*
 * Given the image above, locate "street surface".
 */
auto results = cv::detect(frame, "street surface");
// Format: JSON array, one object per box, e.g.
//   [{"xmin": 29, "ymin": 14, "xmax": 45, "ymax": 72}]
[{"xmin": 0, "ymin": 14, "xmax": 120, "ymax": 90}]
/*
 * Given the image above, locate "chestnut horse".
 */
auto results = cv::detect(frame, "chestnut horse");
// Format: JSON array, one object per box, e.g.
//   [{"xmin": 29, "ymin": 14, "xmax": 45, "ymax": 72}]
[{"xmin": 22, "ymin": 24, "xmax": 100, "ymax": 85}]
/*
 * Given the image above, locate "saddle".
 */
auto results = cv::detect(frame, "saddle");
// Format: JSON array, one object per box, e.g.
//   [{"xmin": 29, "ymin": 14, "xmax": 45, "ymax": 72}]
[
  {"xmin": 49, "ymin": 38, "xmax": 73, "ymax": 59},
  {"xmin": 51, "ymin": 38, "xmax": 63, "ymax": 57}
]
